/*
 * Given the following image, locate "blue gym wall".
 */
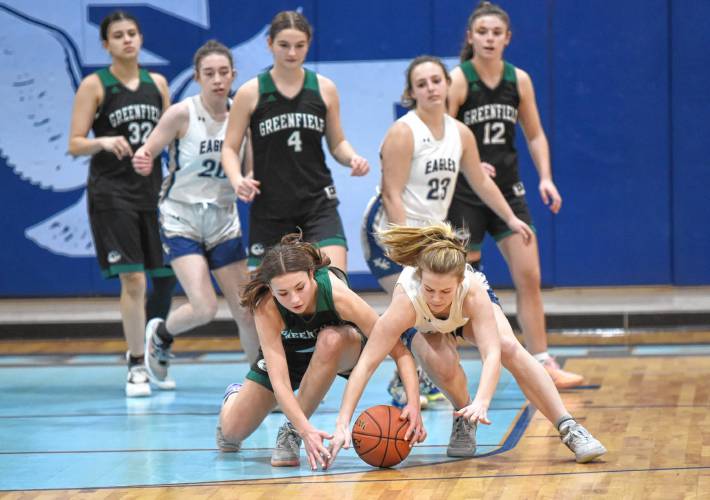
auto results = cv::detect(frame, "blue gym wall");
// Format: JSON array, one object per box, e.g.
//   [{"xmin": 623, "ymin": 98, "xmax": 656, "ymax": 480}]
[{"xmin": 0, "ymin": 0, "xmax": 707, "ymax": 296}]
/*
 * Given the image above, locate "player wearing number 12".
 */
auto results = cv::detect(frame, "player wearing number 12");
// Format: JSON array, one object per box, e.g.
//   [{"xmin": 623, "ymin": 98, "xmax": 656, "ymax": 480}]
[
  {"xmin": 222, "ymin": 11, "xmax": 370, "ymax": 272},
  {"xmin": 447, "ymin": 2, "xmax": 583, "ymax": 389},
  {"xmin": 69, "ymin": 11, "xmax": 175, "ymax": 398}
]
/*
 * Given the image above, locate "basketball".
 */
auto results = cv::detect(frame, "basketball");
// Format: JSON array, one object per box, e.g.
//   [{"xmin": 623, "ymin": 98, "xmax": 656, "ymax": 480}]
[{"xmin": 351, "ymin": 404, "xmax": 412, "ymax": 468}]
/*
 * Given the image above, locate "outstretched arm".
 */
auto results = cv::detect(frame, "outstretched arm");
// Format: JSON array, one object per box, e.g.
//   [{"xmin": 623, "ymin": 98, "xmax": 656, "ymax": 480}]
[
  {"xmin": 456, "ymin": 281, "xmax": 502, "ymax": 425},
  {"xmin": 255, "ymin": 300, "xmax": 331, "ymax": 469},
  {"xmin": 328, "ymin": 288, "xmax": 422, "ymax": 467}
]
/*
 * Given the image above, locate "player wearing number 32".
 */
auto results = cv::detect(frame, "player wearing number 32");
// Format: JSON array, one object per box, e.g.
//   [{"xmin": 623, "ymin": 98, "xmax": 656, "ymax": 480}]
[
  {"xmin": 69, "ymin": 11, "xmax": 175, "ymax": 398},
  {"xmin": 221, "ymin": 11, "xmax": 369, "ymax": 272},
  {"xmin": 132, "ymin": 40, "xmax": 259, "ymax": 387}
]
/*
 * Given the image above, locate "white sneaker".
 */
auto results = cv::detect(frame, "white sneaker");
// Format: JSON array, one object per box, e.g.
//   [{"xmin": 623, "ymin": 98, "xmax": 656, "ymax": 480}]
[
  {"xmin": 125, "ymin": 362, "xmax": 151, "ymax": 398},
  {"xmin": 559, "ymin": 420, "xmax": 607, "ymax": 463},
  {"xmin": 144, "ymin": 318, "xmax": 176, "ymax": 390}
]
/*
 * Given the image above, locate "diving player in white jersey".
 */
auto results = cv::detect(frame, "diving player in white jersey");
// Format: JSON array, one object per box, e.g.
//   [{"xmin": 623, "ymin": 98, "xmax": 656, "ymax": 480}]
[
  {"xmin": 132, "ymin": 40, "xmax": 257, "ymax": 387},
  {"xmin": 328, "ymin": 222, "xmax": 607, "ymax": 467},
  {"xmin": 361, "ymin": 55, "xmax": 532, "ymax": 407}
]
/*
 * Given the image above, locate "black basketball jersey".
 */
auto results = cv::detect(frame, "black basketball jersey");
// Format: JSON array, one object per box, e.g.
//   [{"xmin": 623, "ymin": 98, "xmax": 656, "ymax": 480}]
[
  {"xmin": 249, "ymin": 69, "xmax": 333, "ymax": 217},
  {"xmin": 88, "ymin": 68, "xmax": 163, "ymax": 212},
  {"xmin": 453, "ymin": 60, "xmax": 521, "ymax": 204}
]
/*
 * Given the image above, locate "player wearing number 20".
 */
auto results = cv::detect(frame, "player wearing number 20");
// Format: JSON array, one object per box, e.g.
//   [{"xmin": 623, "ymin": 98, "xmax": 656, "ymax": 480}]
[{"xmin": 132, "ymin": 40, "xmax": 260, "ymax": 386}]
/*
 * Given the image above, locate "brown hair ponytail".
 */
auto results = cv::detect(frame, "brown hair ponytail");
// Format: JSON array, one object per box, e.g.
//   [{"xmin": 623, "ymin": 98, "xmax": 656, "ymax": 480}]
[{"xmin": 240, "ymin": 233, "xmax": 330, "ymax": 312}]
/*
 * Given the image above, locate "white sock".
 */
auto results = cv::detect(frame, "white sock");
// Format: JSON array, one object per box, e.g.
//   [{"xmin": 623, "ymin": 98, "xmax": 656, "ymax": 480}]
[{"xmin": 533, "ymin": 351, "xmax": 551, "ymax": 363}]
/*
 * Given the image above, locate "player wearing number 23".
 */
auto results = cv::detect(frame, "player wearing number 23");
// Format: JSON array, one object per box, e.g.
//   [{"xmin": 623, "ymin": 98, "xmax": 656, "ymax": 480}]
[{"xmin": 362, "ymin": 55, "xmax": 532, "ymax": 293}]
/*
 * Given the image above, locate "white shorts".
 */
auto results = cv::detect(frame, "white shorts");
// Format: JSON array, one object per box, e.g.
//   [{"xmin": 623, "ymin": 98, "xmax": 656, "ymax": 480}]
[{"xmin": 159, "ymin": 198, "xmax": 241, "ymax": 251}]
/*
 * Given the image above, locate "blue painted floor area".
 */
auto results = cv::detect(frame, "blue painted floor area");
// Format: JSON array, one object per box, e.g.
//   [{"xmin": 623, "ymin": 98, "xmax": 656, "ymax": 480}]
[{"xmin": 0, "ymin": 357, "xmax": 527, "ymax": 491}]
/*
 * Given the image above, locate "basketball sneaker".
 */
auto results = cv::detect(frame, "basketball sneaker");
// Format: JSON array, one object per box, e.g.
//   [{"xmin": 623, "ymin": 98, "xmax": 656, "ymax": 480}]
[
  {"xmin": 418, "ymin": 368, "xmax": 447, "ymax": 407},
  {"xmin": 446, "ymin": 415, "xmax": 477, "ymax": 457},
  {"xmin": 559, "ymin": 420, "xmax": 607, "ymax": 463},
  {"xmin": 144, "ymin": 318, "xmax": 176, "ymax": 390},
  {"xmin": 387, "ymin": 370, "xmax": 428, "ymax": 409},
  {"xmin": 216, "ymin": 383, "xmax": 243, "ymax": 452},
  {"xmin": 542, "ymin": 357, "xmax": 584, "ymax": 389},
  {"xmin": 125, "ymin": 353, "xmax": 151, "ymax": 398},
  {"xmin": 271, "ymin": 421, "xmax": 302, "ymax": 467}
]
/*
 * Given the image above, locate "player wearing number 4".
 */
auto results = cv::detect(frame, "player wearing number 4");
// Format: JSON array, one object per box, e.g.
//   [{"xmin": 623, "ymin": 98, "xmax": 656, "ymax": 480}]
[
  {"xmin": 69, "ymin": 11, "xmax": 176, "ymax": 398},
  {"xmin": 447, "ymin": 2, "xmax": 583, "ymax": 388},
  {"xmin": 221, "ymin": 11, "xmax": 369, "ymax": 272},
  {"xmin": 132, "ymin": 40, "xmax": 259, "ymax": 388}
]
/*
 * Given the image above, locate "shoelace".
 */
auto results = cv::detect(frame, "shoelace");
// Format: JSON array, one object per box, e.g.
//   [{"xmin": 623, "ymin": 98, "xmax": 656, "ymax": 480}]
[
  {"xmin": 563, "ymin": 425, "xmax": 591, "ymax": 444},
  {"xmin": 152, "ymin": 339, "xmax": 174, "ymax": 362},
  {"xmin": 277, "ymin": 426, "xmax": 301, "ymax": 450},
  {"xmin": 453, "ymin": 417, "xmax": 474, "ymax": 444}
]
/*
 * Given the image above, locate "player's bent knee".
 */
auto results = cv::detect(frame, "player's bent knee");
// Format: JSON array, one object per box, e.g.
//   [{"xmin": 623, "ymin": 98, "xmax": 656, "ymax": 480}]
[
  {"xmin": 314, "ymin": 326, "xmax": 348, "ymax": 354},
  {"xmin": 192, "ymin": 299, "xmax": 218, "ymax": 325}
]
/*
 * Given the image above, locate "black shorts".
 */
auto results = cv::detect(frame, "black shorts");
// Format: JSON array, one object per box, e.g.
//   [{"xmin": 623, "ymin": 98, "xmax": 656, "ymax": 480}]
[
  {"xmin": 447, "ymin": 185, "xmax": 535, "ymax": 251},
  {"xmin": 248, "ymin": 193, "xmax": 347, "ymax": 267},
  {"xmin": 246, "ymin": 325, "xmax": 366, "ymax": 392},
  {"xmin": 89, "ymin": 209, "xmax": 173, "ymax": 278}
]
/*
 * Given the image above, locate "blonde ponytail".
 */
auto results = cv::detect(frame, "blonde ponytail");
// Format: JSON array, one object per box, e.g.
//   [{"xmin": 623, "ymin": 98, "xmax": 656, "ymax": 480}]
[{"xmin": 378, "ymin": 222, "xmax": 467, "ymax": 278}]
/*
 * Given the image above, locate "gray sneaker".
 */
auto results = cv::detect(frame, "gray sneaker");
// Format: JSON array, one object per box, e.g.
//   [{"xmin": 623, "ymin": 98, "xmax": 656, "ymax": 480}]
[
  {"xmin": 144, "ymin": 318, "xmax": 175, "ymax": 389},
  {"xmin": 271, "ymin": 422, "xmax": 302, "ymax": 467},
  {"xmin": 215, "ymin": 383, "xmax": 243, "ymax": 452},
  {"xmin": 446, "ymin": 415, "xmax": 477, "ymax": 457},
  {"xmin": 559, "ymin": 420, "xmax": 607, "ymax": 463}
]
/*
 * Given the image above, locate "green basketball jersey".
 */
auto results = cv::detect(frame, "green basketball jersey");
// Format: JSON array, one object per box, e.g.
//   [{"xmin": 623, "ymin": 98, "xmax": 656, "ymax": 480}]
[
  {"xmin": 249, "ymin": 69, "xmax": 334, "ymax": 217},
  {"xmin": 275, "ymin": 267, "xmax": 347, "ymax": 347},
  {"xmin": 454, "ymin": 60, "xmax": 521, "ymax": 203},
  {"xmin": 89, "ymin": 68, "xmax": 163, "ymax": 211}
]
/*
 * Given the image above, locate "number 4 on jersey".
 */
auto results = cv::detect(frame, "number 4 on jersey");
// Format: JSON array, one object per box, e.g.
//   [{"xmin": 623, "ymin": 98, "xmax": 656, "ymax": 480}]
[{"xmin": 287, "ymin": 130, "xmax": 303, "ymax": 152}]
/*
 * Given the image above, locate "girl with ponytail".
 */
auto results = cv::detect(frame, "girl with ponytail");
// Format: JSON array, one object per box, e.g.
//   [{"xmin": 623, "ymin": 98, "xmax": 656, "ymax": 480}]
[
  {"xmin": 328, "ymin": 222, "xmax": 606, "ymax": 467},
  {"xmin": 448, "ymin": 2, "xmax": 582, "ymax": 389},
  {"xmin": 217, "ymin": 233, "xmax": 423, "ymax": 471}
]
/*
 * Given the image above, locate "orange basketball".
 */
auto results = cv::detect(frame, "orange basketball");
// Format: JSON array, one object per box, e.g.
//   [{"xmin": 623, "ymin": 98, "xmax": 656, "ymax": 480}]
[{"xmin": 351, "ymin": 404, "xmax": 412, "ymax": 468}]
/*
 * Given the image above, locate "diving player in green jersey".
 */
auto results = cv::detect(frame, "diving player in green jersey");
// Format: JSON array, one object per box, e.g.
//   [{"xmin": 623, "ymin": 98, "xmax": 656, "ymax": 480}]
[
  {"xmin": 68, "ymin": 11, "xmax": 175, "ymax": 398},
  {"xmin": 221, "ymin": 11, "xmax": 370, "ymax": 272},
  {"xmin": 447, "ymin": 2, "xmax": 583, "ymax": 389},
  {"xmin": 216, "ymin": 234, "xmax": 424, "ymax": 471}
]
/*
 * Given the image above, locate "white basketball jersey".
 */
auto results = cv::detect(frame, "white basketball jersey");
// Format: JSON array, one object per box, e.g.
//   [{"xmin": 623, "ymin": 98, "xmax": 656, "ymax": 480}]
[
  {"xmin": 161, "ymin": 95, "xmax": 237, "ymax": 206},
  {"xmin": 374, "ymin": 111, "xmax": 462, "ymax": 233},
  {"xmin": 397, "ymin": 264, "xmax": 488, "ymax": 334}
]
